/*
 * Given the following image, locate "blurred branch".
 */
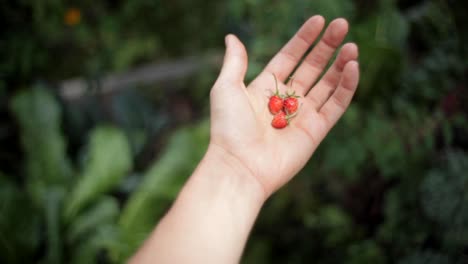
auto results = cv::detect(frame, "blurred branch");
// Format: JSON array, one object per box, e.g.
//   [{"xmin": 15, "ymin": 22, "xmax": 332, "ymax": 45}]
[{"xmin": 59, "ymin": 53, "xmax": 222, "ymax": 100}]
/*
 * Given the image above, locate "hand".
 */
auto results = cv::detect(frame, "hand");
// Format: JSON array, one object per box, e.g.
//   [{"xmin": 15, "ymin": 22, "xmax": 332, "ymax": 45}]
[
  {"xmin": 130, "ymin": 16, "xmax": 360, "ymax": 264},
  {"xmin": 209, "ymin": 16, "xmax": 360, "ymax": 198}
]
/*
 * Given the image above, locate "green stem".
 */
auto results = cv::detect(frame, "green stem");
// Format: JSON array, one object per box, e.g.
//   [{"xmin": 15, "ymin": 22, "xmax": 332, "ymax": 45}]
[{"xmin": 272, "ymin": 73, "xmax": 279, "ymax": 95}]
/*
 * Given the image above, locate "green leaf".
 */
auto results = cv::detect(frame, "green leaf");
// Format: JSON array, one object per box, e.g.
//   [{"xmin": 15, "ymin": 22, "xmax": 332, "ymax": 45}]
[
  {"xmin": 70, "ymin": 225, "xmax": 120, "ymax": 264},
  {"xmin": 64, "ymin": 126, "xmax": 131, "ymax": 221},
  {"xmin": 44, "ymin": 187, "xmax": 66, "ymax": 264},
  {"xmin": 66, "ymin": 196, "xmax": 119, "ymax": 244},
  {"xmin": 116, "ymin": 120, "xmax": 209, "ymax": 261},
  {"xmin": 10, "ymin": 87, "xmax": 72, "ymax": 205}
]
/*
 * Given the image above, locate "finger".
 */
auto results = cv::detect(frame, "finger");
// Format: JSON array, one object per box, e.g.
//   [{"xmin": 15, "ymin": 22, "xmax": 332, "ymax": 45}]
[
  {"xmin": 319, "ymin": 60, "xmax": 359, "ymax": 129},
  {"xmin": 307, "ymin": 43, "xmax": 358, "ymax": 109},
  {"xmin": 262, "ymin": 15, "xmax": 325, "ymax": 83},
  {"xmin": 216, "ymin": 34, "xmax": 248, "ymax": 84},
  {"xmin": 292, "ymin": 18, "xmax": 349, "ymax": 95}
]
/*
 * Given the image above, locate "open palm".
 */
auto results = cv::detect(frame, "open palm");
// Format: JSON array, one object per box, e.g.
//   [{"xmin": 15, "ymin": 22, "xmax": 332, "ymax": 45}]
[{"xmin": 209, "ymin": 16, "xmax": 360, "ymax": 197}]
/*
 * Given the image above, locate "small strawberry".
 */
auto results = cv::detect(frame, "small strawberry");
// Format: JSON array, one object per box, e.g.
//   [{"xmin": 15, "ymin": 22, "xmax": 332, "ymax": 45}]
[
  {"xmin": 271, "ymin": 111, "xmax": 298, "ymax": 129},
  {"xmin": 268, "ymin": 73, "xmax": 284, "ymax": 114},
  {"xmin": 269, "ymin": 95, "xmax": 283, "ymax": 114},
  {"xmin": 284, "ymin": 97, "xmax": 299, "ymax": 114},
  {"xmin": 271, "ymin": 111, "xmax": 288, "ymax": 129}
]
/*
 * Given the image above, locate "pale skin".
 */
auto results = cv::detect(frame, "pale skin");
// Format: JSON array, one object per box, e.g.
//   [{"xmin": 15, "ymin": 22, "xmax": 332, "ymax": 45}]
[{"xmin": 130, "ymin": 16, "xmax": 359, "ymax": 263}]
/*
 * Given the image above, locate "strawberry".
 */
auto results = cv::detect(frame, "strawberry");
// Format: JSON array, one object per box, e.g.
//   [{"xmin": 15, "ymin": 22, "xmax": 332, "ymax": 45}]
[
  {"xmin": 269, "ymin": 95, "xmax": 283, "ymax": 114},
  {"xmin": 271, "ymin": 110, "xmax": 298, "ymax": 129},
  {"xmin": 268, "ymin": 74, "xmax": 301, "ymax": 128},
  {"xmin": 268, "ymin": 73, "xmax": 284, "ymax": 114},
  {"xmin": 271, "ymin": 111, "xmax": 288, "ymax": 129},
  {"xmin": 283, "ymin": 97, "xmax": 299, "ymax": 114}
]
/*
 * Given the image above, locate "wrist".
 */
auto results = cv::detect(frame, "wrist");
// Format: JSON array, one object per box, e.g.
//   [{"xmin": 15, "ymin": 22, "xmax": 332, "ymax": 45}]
[
  {"xmin": 130, "ymin": 143, "xmax": 266, "ymax": 264},
  {"xmin": 153, "ymin": 143, "xmax": 265, "ymax": 263},
  {"xmin": 200, "ymin": 142, "xmax": 267, "ymax": 203}
]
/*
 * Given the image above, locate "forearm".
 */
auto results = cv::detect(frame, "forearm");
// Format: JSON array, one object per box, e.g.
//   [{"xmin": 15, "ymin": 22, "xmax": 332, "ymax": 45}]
[{"xmin": 129, "ymin": 144, "xmax": 266, "ymax": 264}]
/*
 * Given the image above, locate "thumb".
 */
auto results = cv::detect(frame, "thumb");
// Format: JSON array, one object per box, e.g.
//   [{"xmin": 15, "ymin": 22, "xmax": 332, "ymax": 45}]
[{"xmin": 217, "ymin": 34, "xmax": 248, "ymax": 84}]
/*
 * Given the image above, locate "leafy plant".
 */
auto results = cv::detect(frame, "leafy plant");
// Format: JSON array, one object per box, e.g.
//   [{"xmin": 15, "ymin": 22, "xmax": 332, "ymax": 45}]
[
  {"xmin": 1, "ymin": 0, "xmax": 467, "ymax": 263},
  {"xmin": 4, "ymin": 87, "xmax": 131, "ymax": 263}
]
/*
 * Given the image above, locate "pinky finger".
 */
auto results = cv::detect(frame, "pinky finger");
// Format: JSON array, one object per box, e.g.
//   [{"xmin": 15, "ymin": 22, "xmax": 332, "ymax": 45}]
[{"xmin": 318, "ymin": 60, "xmax": 359, "ymax": 129}]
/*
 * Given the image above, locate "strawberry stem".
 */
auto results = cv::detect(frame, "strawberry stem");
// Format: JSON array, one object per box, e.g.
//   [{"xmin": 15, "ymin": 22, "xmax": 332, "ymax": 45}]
[
  {"xmin": 285, "ymin": 111, "xmax": 298, "ymax": 120},
  {"xmin": 272, "ymin": 73, "xmax": 280, "ymax": 96}
]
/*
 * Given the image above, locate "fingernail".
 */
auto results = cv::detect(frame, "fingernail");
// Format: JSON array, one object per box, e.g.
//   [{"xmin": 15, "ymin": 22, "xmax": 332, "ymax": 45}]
[{"xmin": 225, "ymin": 34, "xmax": 231, "ymax": 47}]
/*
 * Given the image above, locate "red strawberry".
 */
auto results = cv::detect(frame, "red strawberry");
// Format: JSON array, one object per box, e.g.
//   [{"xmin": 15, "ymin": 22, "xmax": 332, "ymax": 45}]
[
  {"xmin": 284, "ymin": 97, "xmax": 299, "ymax": 114},
  {"xmin": 269, "ymin": 95, "xmax": 283, "ymax": 114},
  {"xmin": 271, "ymin": 111, "xmax": 288, "ymax": 129},
  {"xmin": 268, "ymin": 73, "xmax": 284, "ymax": 114}
]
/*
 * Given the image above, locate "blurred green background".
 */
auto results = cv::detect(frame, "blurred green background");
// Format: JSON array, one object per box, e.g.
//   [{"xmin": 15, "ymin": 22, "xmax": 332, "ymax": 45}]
[{"xmin": 1, "ymin": 0, "xmax": 467, "ymax": 263}]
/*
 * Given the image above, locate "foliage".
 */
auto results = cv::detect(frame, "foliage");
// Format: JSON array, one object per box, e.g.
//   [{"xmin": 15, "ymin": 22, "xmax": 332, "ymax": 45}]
[
  {"xmin": 1, "ymin": 0, "xmax": 467, "ymax": 263},
  {"xmin": 0, "ymin": 174, "xmax": 40, "ymax": 263},
  {"xmin": 10, "ymin": 87, "xmax": 72, "ymax": 204},
  {"xmin": 3, "ymin": 86, "xmax": 131, "ymax": 263},
  {"xmin": 64, "ymin": 126, "xmax": 131, "ymax": 221}
]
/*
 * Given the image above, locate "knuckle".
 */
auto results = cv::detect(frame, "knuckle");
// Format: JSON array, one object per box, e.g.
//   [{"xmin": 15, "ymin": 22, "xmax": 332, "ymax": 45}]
[{"xmin": 332, "ymin": 94, "xmax": 348, "ymax": 110}]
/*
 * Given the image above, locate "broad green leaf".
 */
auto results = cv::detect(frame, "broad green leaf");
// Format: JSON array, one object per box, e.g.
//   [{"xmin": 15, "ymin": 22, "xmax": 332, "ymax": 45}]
[
  {"xmin": 66, "ymin": 196, "xmax": 119, "ymax": 244},
  {"xmin": 116, "ymin": 120, "xmax": 209, "ymax": 261},
  {"xmin": 70, "ymin": 225, "xmax": 120, "ymax": 264},
  {"xmin": 10, "ymin": 87, "xmax": 72, "ymax": 204},
  {"xmin": 64, "ymin": 126, "xmax": 131, "ymax": 221}
]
